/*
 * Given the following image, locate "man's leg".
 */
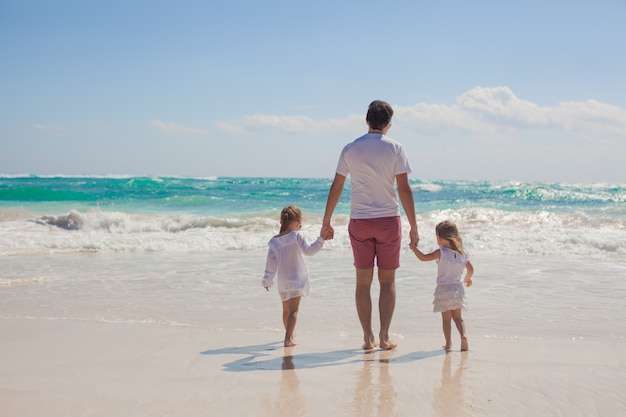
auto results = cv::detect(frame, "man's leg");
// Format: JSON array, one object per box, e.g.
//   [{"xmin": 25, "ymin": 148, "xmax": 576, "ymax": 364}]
[
  {"xmin": 378, "ymin": 268, "xmax": 397, "ymax": 349},
  {"xmin": 355, "ymin": 268, "xmax": 376, "ymax": 350}
]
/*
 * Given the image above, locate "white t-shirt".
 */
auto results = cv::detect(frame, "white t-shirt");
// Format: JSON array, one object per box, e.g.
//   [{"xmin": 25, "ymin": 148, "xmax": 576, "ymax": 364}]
[
  {"xmin": 261, "ymin": 231, "xmax": 324, "ymax": 301},
  {"xmin": 336, "ymin": 133, "xmax": 412, "ymax": 219},
  {"xmin": 436, "ymin": 247, "xmax": 470, "ymax": 285}
]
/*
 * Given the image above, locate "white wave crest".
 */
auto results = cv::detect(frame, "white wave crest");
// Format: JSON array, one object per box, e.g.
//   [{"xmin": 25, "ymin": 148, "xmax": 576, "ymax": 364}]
[{"xmin": 0, "ymin": 208, "xmax": 624, "ymax": 257}]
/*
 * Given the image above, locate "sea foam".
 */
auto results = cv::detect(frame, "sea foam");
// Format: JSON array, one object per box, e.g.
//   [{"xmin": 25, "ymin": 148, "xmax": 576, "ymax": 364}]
[{"xmin": 0, "ymin": 207, "xmax": 624, "ymax": 257}]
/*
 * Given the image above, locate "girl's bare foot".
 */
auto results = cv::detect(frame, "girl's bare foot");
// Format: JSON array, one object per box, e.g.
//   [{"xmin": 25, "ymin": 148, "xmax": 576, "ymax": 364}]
[
  {"xmin": 284, "ymin": 338, "xmax": 296, "ymax": 347},
  {"xmin": 443, "ymin": 344, "xmax": 452, "ymax": 352},
  {"xmin": 460, "ymin": 336, "xmax": 469, "ymax": 351}
]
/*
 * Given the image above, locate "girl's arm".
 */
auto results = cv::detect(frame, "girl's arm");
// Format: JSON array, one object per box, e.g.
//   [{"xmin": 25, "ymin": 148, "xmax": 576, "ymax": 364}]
[
  {"xmin": 298, "ymin": 233, "xmax": 324, "ymax": 256},
  {"xmin": 261, "ymin": 248, "xmax": 277, "ymax": 291},
  {"xmin": 410, "ymin": 245, "xmax": 440, "ymax": 262},
  {"xmin": 464, "ymin": 260, "xmax": 474, "ymax": 287}
]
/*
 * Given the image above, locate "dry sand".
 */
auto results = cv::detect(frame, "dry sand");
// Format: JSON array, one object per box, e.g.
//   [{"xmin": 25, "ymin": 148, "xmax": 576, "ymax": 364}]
[{"xmin": 1, "ymin": 318, "xmax": 624, "ymax": 416}]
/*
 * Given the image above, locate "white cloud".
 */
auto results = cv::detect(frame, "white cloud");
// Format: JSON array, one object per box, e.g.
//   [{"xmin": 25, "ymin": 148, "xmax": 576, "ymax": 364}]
[
  {"xmin": 151, "ymin": 119, "xmax": 208, "ymax": 136},
  {"xmin": 455, "ymin": 86, "xmax": 626, "ymax": 135},
  {"xmin": 209, "ymin": 87, "xmax": 626, "ymax": 182},
  {"xmin": 33, "ymin": 124, "xmax": 65, "ymax": 133},
  {"xmin": 214, "ymin": 113, "xmax": 363, "ymax": 135},
  {"xmin": 213, "ymin": 121, "xmax": 245, "ymax": 135},
  {"xmin": 393, "ymin": 101, "xmax": 504, "ymax": 140},
  {"xmin": 214, "ymin": 86, "xmax": 626, "ymax": 144}
]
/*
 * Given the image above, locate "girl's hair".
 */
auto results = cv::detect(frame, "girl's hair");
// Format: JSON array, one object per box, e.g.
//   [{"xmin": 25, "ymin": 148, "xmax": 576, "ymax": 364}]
[
  {"xmin": 278, "ymin": 205, "xmax": 302, "ymax": 235},
  {"xmin": 436, "ymin": 220, "xmax": 465, "ymax": 255}
]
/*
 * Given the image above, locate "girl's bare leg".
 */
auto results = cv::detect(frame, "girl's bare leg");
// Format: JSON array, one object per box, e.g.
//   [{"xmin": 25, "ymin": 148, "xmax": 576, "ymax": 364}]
[
  {"xmin": 441, "ymin": 311, "xmax": 453, "ymax": 351},
  {"xmin": 282, "ymin": 297, "xmax": 301, "ymax": 347},
  {"xmin": 451, "ymin": 308, "xmax": 468, "ymax": 351}
]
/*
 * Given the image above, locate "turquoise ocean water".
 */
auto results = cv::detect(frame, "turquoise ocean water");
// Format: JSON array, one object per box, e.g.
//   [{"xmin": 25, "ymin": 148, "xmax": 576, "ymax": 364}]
[
  {"xmin": 0, "ymin": 175, "xmax": 626, "ymax": 256},
  {"xmin": 0, "ymin": 175, "xmax": 624, "ymax": 255}
]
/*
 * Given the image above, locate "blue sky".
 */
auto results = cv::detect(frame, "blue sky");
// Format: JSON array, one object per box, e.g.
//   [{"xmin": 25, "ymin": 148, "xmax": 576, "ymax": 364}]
[{"xmin": 1, "ymin": 0, "xmax": 625, "ymax": 182}]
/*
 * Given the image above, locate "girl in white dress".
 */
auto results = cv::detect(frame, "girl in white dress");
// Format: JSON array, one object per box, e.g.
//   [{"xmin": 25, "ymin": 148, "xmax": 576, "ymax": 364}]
[
  {"xmin": 262, "ymin": 205, "xmax": 328, "ymax": 347},
  {"xmin": 410, "ymin": 220, "xmax": 474, "ymax": 351}
]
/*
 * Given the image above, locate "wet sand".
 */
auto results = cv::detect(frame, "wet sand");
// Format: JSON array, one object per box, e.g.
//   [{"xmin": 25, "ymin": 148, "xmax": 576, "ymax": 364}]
[{"xmin": 1, "ymin": 318, "xmax": 624, "ymax": 416}]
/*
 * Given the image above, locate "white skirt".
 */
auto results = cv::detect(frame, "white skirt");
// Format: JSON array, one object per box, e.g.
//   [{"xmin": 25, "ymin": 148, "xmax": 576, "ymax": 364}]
[
  {"xmin": 432, "ymin": 283, "xmax": 468, "ymax": 313},
  {"xmin": 278, "ymin": 279, "xmax": 311, "ymax": 301}
]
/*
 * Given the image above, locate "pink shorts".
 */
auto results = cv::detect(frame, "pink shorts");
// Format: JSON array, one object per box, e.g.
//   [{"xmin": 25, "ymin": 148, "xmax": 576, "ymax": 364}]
[{"xmin": 348, "ymin": 216, "xmax": 402, "ymax": 270}]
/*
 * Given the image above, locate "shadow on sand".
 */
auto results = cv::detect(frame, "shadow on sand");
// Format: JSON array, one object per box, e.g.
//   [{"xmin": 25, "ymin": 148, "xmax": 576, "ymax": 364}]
[{"xmin": 200, "ymin": 341, "xmax": 444, "ymax": 372}]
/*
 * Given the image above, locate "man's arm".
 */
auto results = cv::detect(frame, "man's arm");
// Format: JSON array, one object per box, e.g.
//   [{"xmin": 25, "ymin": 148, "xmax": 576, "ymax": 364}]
[
  {"xmin": 396, "ymin": 173, "xmax": 419, "ymax": 247},
  {"xmin": 321, "ymin": 173, "xmax": 346, "ymax": 240}
]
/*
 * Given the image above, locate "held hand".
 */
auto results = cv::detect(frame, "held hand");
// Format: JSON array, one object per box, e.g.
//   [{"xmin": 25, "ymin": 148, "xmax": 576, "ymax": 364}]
[
  {"xmin": 320, "ymin": 224, "xmax": 334, "ymax": 240},
  {"xmin": 409, "ymin": 243, "xmax": 425, "ymax": 259},
  {"xmin": 464, "ymin": 278, "xmax": 472, "ymax": 288},
  {"xmin": 264, "ymin": 286, "xmax": 271, "ymax": 292}
]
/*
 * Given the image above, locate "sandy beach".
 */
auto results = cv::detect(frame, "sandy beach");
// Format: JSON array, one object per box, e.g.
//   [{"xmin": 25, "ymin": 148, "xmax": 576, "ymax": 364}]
[
  {"xmin": 1, "ymin": 238, "xmax": 625, "ymax": 416},
  {"xmin": 1, "ymin": 317, "xmax": 624, "ymax": 417}
]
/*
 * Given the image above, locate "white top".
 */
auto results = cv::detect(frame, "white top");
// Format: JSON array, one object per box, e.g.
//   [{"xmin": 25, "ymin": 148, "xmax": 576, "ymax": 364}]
[
  {"xmin": 261, "ymin": 231, "xmax": 324, "ymax": 301},
  {"xmin": 336, "ymin": 133, "xmax": 412, "ymax": 219},
  {"xmin": 436, "ymin": 247, "xmax": 470, "ymax": 285}
]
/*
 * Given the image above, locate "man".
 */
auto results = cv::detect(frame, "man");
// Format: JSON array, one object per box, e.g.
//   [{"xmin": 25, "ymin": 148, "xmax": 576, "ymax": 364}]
[{"xmin": 321, "ymin": 100, "xmax": 419, "ymax": 350}]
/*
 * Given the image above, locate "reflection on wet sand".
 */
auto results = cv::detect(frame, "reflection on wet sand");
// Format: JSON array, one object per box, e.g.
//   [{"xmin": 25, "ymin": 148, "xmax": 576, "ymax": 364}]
[
  {"xmin": 261, "ymin": 347, "xmax": 310, "ymax": 417},
  {"xmin": 353, "ymin": 350, "xmax": 397, "ymax": 417},
  {"xmin": 433, "ymin": 353, "xmax": 469, "ymax": 417}
]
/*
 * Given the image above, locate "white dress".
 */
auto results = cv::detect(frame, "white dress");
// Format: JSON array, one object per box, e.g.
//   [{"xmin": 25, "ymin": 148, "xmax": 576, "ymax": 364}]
[
  {"xmin": 261, "ymin": 231, "xmax": 324, "ymax": 301},
  {"xmin": 432, "ymin": 247, "xmax": 470, "ymax": 313}
]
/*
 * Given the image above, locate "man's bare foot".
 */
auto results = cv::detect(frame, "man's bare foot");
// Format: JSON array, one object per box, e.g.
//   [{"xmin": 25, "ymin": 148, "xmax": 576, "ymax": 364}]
[
  {"xmin": 362, "ymin": 342, "xmax": 378, "ymax": 351},
  {"xmin": 460, "ymin": 336, "xmax": 468, "ymax": 351},
  {"xmin": 379, "ymin": 340, "xmax": 397, "ymax": 350},
  {"xmin": 284, "ymin": 338, "xmax": 297, "ymax": 347},
  {"xmin": 442, "ymin": 343, "xmax": 452, "ymax": 352},
  {"xmin": 362, "ymin": 335, "xmax": 377, "ymax": 351}
]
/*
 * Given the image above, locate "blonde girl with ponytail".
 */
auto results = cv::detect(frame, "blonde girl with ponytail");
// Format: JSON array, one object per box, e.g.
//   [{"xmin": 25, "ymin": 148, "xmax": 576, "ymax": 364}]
[{"xmin": 410, "ymin": 220, "xmax": 474, "ymax": 352}]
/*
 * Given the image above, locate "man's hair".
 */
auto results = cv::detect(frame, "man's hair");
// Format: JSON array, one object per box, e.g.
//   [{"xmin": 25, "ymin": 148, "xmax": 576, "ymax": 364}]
[{"xmin": 366, "ymin": 100, "xmax": 394, "ymax": 130}]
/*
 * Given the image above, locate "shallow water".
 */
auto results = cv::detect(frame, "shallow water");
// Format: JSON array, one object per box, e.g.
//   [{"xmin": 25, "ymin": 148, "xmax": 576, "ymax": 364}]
[{"xmin": 2, "ymin": 250, "xmax": 624, "ymax": 343}]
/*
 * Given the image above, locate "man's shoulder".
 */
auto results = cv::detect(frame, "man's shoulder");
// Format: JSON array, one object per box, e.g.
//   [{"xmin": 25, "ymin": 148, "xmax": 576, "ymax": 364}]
[
  {"xmin": 381, "ymin": 134, "xmax": 405, "ymax": 147},
  {"xmin": 344, "ymin": 134, "xmax": 369, "ymax": 146}
]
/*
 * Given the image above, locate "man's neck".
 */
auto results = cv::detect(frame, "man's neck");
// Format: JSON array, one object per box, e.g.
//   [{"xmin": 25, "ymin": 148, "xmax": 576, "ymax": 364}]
[{"xmin": 367, "ymin": 123, "xmax": 390, "ymax": 135}]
